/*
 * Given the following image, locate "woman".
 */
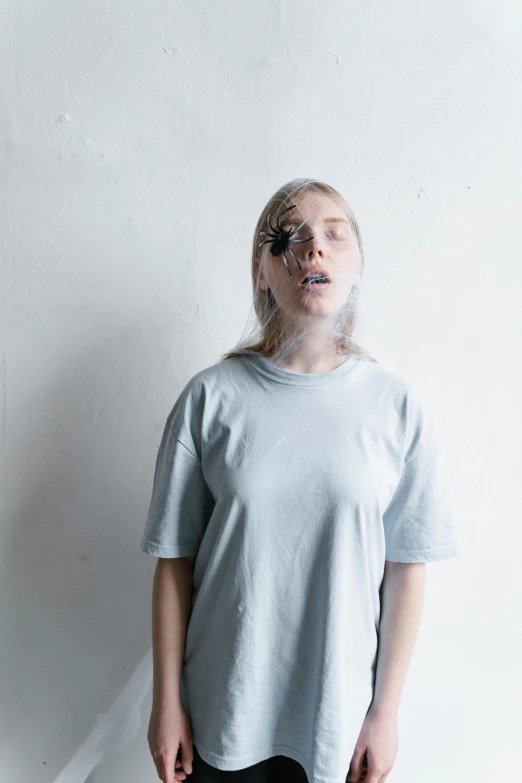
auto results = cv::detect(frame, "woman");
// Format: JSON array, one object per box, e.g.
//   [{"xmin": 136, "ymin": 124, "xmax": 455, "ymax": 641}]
[{"xmin": 141, "ymin": 178, "xmax": 462, "ymax": 783}]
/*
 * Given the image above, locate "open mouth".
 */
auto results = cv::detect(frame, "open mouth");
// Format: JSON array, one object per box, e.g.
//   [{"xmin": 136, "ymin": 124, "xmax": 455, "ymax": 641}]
[{"xmin": 300, "ymin": 272, "xmax": 331, "ymax": 288}]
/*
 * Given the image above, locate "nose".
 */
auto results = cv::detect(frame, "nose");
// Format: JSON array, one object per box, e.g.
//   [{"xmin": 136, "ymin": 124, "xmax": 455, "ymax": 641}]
[{"xmin": 305, "ymin": 233, "xmax": 325, "ymax": 260}]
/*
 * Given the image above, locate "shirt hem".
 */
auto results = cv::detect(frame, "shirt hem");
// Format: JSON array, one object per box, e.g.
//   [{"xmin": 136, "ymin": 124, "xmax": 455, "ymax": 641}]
[
  {"xmin": 193, "ymin": 731, "xmax": 318, "ymax": 780},
  {"xmin": 140, "ymin": 539, "xmax": 198, "ymax": 558}
]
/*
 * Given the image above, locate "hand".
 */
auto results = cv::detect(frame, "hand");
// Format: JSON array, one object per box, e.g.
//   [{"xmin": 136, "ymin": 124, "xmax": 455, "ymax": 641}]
[
  {"xmin": 147, "ymin": 700, "xmax": 194, "ymax": 782},
  {"xmin": 346, "ymin": 706, "xmax": 398, "ymax": 782}
]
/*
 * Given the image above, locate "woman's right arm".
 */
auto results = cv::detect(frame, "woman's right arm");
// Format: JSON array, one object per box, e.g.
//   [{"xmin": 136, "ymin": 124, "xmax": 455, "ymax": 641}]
[{"xmin": 147, "ymin": 556, "xmax": 196, "ymax": 782}]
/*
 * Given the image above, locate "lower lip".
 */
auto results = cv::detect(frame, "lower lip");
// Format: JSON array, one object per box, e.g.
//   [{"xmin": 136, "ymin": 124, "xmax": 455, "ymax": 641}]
[{"xmin": 300, "ymin": 282, "xmax": 331, "ymax": 292}]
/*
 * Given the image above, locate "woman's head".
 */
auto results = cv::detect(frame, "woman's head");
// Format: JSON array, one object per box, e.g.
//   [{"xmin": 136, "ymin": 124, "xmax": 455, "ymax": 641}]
[{"xmin": 224, "ymin": 177, "xmax": 372, "ymax": 364}]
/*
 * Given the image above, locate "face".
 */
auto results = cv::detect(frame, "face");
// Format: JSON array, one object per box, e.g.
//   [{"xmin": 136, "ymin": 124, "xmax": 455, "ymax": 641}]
[{"xmin": 258, "ymin": 193, "xmax": 360, "ymax": 320}]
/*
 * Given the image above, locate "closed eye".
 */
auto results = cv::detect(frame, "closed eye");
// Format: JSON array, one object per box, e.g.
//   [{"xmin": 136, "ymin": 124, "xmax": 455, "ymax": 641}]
[{"xmin": 283, "ymin": 226, "xmax": 349, "ymax": 241}]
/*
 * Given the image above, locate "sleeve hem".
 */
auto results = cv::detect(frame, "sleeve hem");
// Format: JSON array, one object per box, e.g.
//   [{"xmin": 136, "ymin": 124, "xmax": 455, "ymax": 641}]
[
  {"xmin": 140, "ymin": 539, "xmax": 199, "ymax": 558},
  {"xmin": 385, "ymin": 543, "xmax": 463, "ymax": 563}
]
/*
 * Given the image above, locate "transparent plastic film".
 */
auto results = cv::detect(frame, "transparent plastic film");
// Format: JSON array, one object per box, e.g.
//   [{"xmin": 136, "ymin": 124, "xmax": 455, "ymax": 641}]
[{"xmin": 223, "ymin": 177, "xmax": 375, "ymax": 371}]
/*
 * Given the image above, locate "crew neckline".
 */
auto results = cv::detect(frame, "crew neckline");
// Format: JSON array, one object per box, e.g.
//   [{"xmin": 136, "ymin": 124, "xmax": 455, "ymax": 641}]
[{"xmin": 238, "ymin": 350, "xmax": 363, "ymax": 387}]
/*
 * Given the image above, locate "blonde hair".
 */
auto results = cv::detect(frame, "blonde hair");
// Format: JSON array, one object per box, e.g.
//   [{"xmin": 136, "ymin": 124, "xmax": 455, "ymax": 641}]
[{"xmin": 222, "ymin": 177, "xmax": 375, "ymax": 363}]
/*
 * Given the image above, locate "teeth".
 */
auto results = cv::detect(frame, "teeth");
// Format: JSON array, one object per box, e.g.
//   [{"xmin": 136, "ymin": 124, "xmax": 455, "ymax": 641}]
[{"xmin": 303, "ymin": 275, "xmax": 328, "ymax": 284}]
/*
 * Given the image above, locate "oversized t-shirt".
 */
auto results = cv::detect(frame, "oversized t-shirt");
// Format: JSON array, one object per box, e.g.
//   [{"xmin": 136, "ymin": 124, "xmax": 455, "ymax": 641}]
[{"xmin": 140, "ymin": 351, "xmax": 462, "ymax": 783}]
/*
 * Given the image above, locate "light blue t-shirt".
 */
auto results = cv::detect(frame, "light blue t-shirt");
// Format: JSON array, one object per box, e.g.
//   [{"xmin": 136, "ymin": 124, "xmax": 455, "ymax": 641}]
[{"xmin": 140, "ymin": 351, "xmax": 462, "ymax": 783}]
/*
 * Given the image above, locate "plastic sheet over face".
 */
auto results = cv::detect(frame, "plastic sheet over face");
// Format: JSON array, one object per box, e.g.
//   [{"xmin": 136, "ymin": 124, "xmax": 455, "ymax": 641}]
[{"xmin": 225, "ymin": 177, "xmax": 373, "ymax": 372}]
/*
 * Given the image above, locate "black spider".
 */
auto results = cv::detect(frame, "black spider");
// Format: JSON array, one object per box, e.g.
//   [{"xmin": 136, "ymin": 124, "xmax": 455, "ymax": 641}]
[{"xmin": 258, "ymin": 204, "xmax": 314, "ymax": 276}]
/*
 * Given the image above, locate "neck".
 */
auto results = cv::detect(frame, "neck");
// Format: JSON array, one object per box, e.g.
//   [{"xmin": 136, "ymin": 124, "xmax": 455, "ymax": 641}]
[{"xmin": 269, "ymin": 336, "xmax": 348, "ymax": 374}]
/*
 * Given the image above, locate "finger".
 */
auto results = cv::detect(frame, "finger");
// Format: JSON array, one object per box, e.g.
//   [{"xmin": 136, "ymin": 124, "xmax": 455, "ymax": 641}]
[
  {"xmin": 154, "ymin": 756, "xmax": 169, "ymax": 782},
  {"xmin": 347, "ymin": 748, "xmax": 367, "ymax": 781},
  {"xmin": 174, "ymin": 754, "xmax": 189, "ymax": 781},
  {"xmin": 178, "ymin": 741, "xmax": 194, "ymax": 777},
  {"xmin": 347, "ymin": 771, "xmax": 367, "ymax": 782},
  {"xmin": 347, "ymin": 767, "xmax": 367, "ymax": 781},
  {"xmin": 364, "ymin": 757, "xmax": 385, "ymax": 783},
  {"xmin": 163, "ymin": 754, "xmax": 183, "ymax": 783}
]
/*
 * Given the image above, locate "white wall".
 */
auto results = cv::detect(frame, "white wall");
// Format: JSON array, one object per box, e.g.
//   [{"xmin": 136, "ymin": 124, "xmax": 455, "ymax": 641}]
[{"xmin": 1, "ymin": 2, "xmax": 520, "ymax": 781}]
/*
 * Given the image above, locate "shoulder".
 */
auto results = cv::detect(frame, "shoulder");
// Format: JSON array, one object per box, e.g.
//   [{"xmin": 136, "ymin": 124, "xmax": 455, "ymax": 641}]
[
  {"xmin": 358, "ymin": 356, "xmax": 441, "ymax": 458},
  {"xmin": 178, "ymin": 355, "xmax": 246, "ymax": 397},
  {"xmin": 166, "ymin": 356, "xmax": 247, "ymax": 418},
  {"xmin": 358, "ymin": 355, "xmax": 426, "ymax": 411}
]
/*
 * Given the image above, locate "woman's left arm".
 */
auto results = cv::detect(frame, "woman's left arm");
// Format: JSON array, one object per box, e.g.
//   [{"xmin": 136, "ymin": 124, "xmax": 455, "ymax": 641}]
[{"xmin": 347, "ymin": 561, "xmax": 426, "ymax": 782}]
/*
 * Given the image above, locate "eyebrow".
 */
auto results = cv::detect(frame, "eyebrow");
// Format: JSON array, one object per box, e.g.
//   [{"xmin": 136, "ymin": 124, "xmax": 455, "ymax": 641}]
[
  {"xmin": 283, "ymin": 216, "xmax": 350, "ymax": 226},
  {"xmin": 324, "ymin": 217, "xmax": 350, "ymax": 225}
]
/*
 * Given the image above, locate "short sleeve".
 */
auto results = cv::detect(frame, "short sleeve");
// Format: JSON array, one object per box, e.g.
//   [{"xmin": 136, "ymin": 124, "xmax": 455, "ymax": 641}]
[
  {"xmin": 382, "ymin": 392, "xmax": 463, "ymax": 563},
  {"xmin": 140, "ymin": 383, "xmax": 215, "ymax": 559}
]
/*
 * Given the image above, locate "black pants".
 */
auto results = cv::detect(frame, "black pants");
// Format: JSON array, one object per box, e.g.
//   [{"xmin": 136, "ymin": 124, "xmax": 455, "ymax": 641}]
[{"xmin": 190, "ymin": 743, "xmax": 310, "ymax": 782}]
